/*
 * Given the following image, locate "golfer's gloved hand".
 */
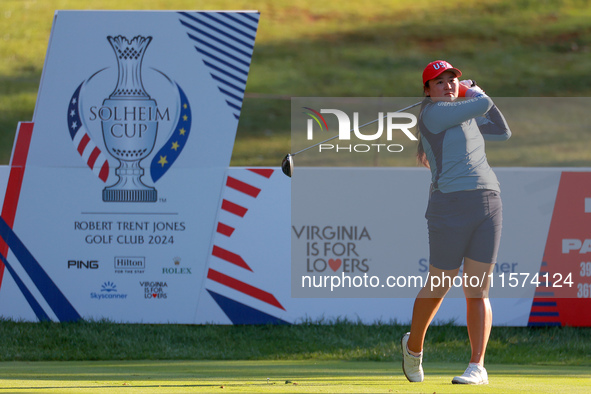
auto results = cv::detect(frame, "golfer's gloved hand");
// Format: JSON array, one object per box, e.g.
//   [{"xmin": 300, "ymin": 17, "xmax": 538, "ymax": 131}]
[
  {"xmin": 465, "ymin": 85, "xmax": 486, "ymax": 98},
  {"xmin": 458, "ymin": 80, "xmax": 475, "ymax": 97}
]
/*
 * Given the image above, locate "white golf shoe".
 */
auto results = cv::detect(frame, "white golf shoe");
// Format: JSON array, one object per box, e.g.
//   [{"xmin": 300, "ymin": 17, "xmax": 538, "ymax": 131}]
[
  {"xmin": 401, "ymin": 332, "xmax": 424, "ymax": 382},
  {"xmin": 452, "ymin": 363, "xmax": 489, "ymax": 385}
]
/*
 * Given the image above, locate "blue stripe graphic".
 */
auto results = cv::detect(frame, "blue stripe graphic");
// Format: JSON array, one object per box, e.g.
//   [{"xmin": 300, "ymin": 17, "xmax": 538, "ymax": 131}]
[
  {"xmin": 180, "ymin": 12, "xmax": 254, "ymax": 49},
  {"xmin": 183, "ymin": 24, "xmax": 252, "ymax": 61},
  {"xmin": 0, "ymin": 217, "xmax": 80, "ymax": 322},
  {"xmin": 219, "ymin": 13, "xmax": 258, "ymax": 32},
  {"xmin": 178, "ymin": 11, "xmax": 259, "ymax": 121},
  {"xmin": 534, "ymin": 291, "xmax": 555, "ymax": 297},
  {"xmin": 225, "ymin": 100, "xmax": 242, "ymax": 111},
  {"xmin": 530, "ymin": 311, "xmax": 560, "ymax": 317},
  {"xmin": 211, "ymin": 74, "xmax": 244, "ymax": 93},
  {"xmin": 532, "ymin": 301, "xmax": 557, "ymax": 307},
  {"xmin": 528, "ymin": 322, "xmax": 561, "ymax": 327},
  {"xmin": 201, "ymin": 13, "xmax": 256, "ymax": 41},
  {"xmin": 67, "ymin": 83, "xmax": 83, "ymax": 139},
  {"xmin": 150, "ymin": 84, "xmax": 191, "ymax": 183},
  {"xmin": 0, "ymin": 253, "xmax": 50, "ymax": 321},
  {"xmin": 195, "ymin": 47, "xmax": 248, "ymax": 77},
  {"xmin": 207, "ymin": 289, "xmax": 289, "ymax": 325},
  {"xmin": 203, "ymin": 60, "xmax": 247, "ymax": 84},
  {"xmin": 240, "ymin": 12, "xmax": 259, "ymax": 23},
  {"xmin": 187, "ymin": 33, "xmax": 250, "ymax": 68},
  {"xmin": 219, "ymin": 87, "xmax": 243, "ymax": 103}
]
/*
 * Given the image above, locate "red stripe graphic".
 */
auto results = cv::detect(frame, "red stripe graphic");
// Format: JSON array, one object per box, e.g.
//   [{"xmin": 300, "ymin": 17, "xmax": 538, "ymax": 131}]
[
  {"xmin": 221, "ymin": 199, "xmax": 247, "ymax": 217},
  {"xmin": 212, "ymin": 245, "xmax": 252, "ymax": 271},
  {"xmin": 0, "ymin": 122, "xmax": 34, "ymax": 288},
  {"xmin": 248, "ymin": 168, "xmax": 274, "ymax": 178},
  {"xmin": 217, "ymin": 222, "xmax": 235, "ymax": 237},
  {"xmin": 530, "ymin": 306, "xmax": 557, "ymax": 313},
  {"xmin": 99, "ymin": 161, "xmax": 109, "ymax": 182},
  {"xmin": 77, "ymin": 134, "xmax": 90, "ymax": 155},
  {"xmin": 528, "ymin": 172, "xmax": 591, "ymax": 326},
  {"xmin": 87, "ymin": 147, "xmax": 101, "ymax": 168},
  {"xmin": 207, "ymin": 268, "xmax": 285, "ymax": 310},
  {"xmin": 226, "ymin": 176, "xmax": 261, "ymax": 198},
  {"xmin": 528, "ymin": 315, "xmax": 560, "ymax": 323}
]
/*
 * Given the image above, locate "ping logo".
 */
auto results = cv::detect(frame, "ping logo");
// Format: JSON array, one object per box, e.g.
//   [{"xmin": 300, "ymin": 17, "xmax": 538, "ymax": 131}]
[{"xmin": 68, "ymin": 260, "xmax": 99, "ymax": 269}]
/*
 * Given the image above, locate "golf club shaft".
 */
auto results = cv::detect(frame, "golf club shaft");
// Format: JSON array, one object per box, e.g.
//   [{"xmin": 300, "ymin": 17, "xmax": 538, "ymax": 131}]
[{"xmin": 291, "ymin": 100, "xmax": 422, "ymax": 157}]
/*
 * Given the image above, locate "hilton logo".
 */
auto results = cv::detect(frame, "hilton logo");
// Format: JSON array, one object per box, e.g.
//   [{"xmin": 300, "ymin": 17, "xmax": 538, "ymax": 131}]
[
  {"xmin": 114, "ymin": 256, "xmax": 146, "ymax": 274},
  {"xmin": 67, "ymin": 34, "xmax": 193, "ymax": 202}
]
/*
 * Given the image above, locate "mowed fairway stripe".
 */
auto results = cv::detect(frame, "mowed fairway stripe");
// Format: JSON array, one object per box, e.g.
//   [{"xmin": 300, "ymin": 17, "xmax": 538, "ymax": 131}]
[{"xmin": 0, "ymin": 361, "xmax": 588, "ymax": 393}]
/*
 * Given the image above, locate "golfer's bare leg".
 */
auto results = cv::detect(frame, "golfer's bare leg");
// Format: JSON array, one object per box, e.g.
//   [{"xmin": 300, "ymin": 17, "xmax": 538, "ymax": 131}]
[
  {"xmin": 463, "ymin": 257, "xmax": 495, "ymax": 365},
  {"xmin": 407, "ymin": 265, "xmax": 459, "ymax": 354}
]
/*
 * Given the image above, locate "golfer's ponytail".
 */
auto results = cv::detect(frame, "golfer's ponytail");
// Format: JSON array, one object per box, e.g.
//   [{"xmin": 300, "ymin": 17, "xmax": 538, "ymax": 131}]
[
  {"xmin": 416, "ymin": 135, "xmax": 429, "ymax": 168},
  {"xmin": 416, "ymin": 98, "xmax": 430, "ymax": 168}
]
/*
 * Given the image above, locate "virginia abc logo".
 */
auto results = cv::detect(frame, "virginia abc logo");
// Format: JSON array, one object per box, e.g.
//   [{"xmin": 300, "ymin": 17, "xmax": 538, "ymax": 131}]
[
  {"xmin": 303, "ymin": 107, "xmax": 417, "ymax": 153},
  {"xmin": 67, "ymin": 35, "xmax": 192, "ymax": 202}
]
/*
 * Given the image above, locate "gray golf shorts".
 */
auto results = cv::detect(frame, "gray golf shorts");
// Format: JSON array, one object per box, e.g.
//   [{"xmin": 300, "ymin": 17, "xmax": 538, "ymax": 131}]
[{"xmin": 425, "ymin": 189, "xmax": 502, "ymax": 270}]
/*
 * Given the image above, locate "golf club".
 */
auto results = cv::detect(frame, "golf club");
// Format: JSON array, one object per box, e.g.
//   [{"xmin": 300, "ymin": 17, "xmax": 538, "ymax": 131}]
[{"xmin": 281, "ymin": 100, "xmax": 422, "ymax": 177}]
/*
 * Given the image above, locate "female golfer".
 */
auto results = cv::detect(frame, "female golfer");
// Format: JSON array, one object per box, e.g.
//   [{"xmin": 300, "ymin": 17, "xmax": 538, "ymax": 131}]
[{"xmin": 401, "ymin": 60, "xmax": 511, "ymax": 385}]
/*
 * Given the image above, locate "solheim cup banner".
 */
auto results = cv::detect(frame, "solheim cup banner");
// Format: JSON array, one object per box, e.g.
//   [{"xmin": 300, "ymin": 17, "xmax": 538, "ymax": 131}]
[{"xmin": 0, "ymin": 11, "xmax": 260, "ymax": 323}]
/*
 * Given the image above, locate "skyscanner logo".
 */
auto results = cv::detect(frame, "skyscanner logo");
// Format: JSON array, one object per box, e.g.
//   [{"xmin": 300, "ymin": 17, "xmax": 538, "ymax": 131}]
[{"xmin": 303, "ymin": 107, "xmax": 417, "ymax": 153}]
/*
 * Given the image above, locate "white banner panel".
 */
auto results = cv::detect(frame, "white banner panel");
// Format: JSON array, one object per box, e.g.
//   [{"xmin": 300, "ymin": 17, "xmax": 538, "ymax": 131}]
[
  {"xmin": 187, "ymin": 166, "xmax": 590, "ymax": 327},
  {"xmin": 288, "ymin": 168, "xmax": 549, "ymax": 325}
]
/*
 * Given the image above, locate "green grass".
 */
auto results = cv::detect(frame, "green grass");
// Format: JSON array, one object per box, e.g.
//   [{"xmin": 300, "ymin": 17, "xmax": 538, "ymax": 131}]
[
  {"xmin": 0, "ymin": 319, "xmax": 589, "ymax": 365},
  {"xmin": 2, "ymin": 0, "xmax": 591, "ymax": 166},
  {"xmin": 0, "ymin": 318, "xmax": 588, "ymax": 391},
  {"xmin": 0, "ymin": 360, "xmax": 589, "ymax": 393},
  {"xmin": 0, "ymin": 320, "xmax": 587, "ymax": 392}
]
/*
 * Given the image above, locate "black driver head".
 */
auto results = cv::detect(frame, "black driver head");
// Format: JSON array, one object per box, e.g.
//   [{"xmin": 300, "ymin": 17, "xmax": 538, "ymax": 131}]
[{"xmin": 281, "ymin": 153, "xmax": 293, "ymax": 177}]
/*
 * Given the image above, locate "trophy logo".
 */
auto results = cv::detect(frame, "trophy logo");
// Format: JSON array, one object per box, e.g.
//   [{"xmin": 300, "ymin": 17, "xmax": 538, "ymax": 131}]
[
  {"xmin": 67, "ymin": 34, "xmax": 192, "ymax": 203},
  {"xmin": 101, "ymin": 35, "xmax": 157, "ymax": 203}
]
